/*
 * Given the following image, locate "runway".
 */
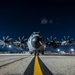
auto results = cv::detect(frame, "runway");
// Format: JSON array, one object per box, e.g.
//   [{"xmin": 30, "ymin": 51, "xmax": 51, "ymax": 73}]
[{"xmin": 0, "ymin": 54, "xmax": 75, "ymax": 75}]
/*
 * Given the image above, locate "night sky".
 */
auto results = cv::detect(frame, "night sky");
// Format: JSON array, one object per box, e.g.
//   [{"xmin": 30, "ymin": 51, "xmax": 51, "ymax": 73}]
[{"xmin": 0, "ymin": 0, "xmax": 75, "ymax": 52}]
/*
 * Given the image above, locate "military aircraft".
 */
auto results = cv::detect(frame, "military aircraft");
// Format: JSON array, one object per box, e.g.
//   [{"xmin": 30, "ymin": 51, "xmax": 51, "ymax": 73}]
[{"xmin": 0, "ymin": 32, "xmax": 74, "ymax": 55}]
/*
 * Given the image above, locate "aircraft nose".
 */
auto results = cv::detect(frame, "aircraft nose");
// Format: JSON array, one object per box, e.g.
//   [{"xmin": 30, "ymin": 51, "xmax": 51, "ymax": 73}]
[{"xmin": 31, "ymin": 36, "xmax": 42, "ymax": 48}]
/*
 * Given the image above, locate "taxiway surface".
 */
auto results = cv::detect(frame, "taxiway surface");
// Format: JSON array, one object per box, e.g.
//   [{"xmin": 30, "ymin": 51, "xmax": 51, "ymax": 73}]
[{"xmin": 0, "ymin": 54, "xmax": 75, "ymax": 75}]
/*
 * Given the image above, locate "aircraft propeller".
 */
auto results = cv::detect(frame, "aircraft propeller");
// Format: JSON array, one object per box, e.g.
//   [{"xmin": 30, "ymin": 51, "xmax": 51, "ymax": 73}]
[
  {"xmin": 14, "ymin": 36, "xmax": 27, "ymax": 48},
  {"xmin": 0, "ymin": 36, "xmax": 12, "ymax": 48},
  {"xmin": 47, "ymin": 36, "xmax": 56, "ymax": 43},
  {"xmin": 62, "ymin": 36, "xmax": 74, "ymax": 43}
]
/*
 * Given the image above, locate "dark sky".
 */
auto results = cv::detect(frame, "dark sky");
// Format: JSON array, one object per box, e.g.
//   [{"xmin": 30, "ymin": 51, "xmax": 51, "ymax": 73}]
[
  {"xmin": 0, "ymin": 0, "xmax": 75, "ymax": 39},
  {"xmin": 0, "ymin": 0, "xmax": 75, "ymax": 52}
]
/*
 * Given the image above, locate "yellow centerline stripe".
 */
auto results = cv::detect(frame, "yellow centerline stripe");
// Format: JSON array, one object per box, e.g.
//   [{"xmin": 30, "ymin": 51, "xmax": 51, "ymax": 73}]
[{"xmin": 34, "ymin": 56, "xmax": 43, "ymax": 75}]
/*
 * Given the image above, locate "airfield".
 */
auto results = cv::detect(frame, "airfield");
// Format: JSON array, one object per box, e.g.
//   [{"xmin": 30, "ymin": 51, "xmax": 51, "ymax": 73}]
[{"xmin": 0, "ymin": 53, "xmax": 75, "ymax": 75}]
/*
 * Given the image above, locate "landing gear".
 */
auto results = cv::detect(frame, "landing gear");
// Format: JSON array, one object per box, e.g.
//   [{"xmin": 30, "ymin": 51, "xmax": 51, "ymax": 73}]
[
  {"xmin": 30, "ymin": 52, "xmax": 33, "ymax": 54},
  {"xmin": 41, "ymin": 51, "xmax": 44, "ymax": 55},
  {"xmin": 34, "ymin": 51, "xmax": 39, "ymax": 56},
  {"xmin": 34, "ymin": 51, "xmax": 36, "ymax": 56},
  {"xmin": 37, "ymin": 51, "xmax": 39, "ymax": 56}
]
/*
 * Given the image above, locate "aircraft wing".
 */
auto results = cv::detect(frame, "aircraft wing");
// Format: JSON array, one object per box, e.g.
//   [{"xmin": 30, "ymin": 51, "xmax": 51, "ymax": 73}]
[
  {"xmin": 46, "ymin": 36, "xmax": 75, "ymax": 48},
  {"xmin": 0, "ymin": 36, "xmax": 27, "ymax": 49}
]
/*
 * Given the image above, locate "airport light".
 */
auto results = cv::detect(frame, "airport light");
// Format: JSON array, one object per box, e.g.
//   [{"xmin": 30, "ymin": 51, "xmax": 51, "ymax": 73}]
[
  {"xmin": 8, "ymin": 45, "xmax": 12, "ymax": 48},
  {"xmin": 57, "ymin": 49, "xmax": 60, "ymax": 52},
  {"xmin": 70, "ymin": 48, "xmax": 74, "ymax": 52}
]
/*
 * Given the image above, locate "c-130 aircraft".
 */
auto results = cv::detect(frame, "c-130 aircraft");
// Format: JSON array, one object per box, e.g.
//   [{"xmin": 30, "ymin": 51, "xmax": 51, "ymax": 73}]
[{"xmin": 0, "ymin": 32, "xmax": 74, "ymax": 55}]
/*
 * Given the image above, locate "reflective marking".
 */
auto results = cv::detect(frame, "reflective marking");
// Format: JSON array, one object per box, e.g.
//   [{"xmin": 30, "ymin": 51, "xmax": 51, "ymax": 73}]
[{"xmin": 34, "ymin": 56, "xmax": 43, "ymax": 75}]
